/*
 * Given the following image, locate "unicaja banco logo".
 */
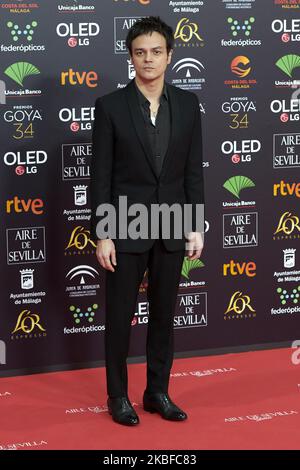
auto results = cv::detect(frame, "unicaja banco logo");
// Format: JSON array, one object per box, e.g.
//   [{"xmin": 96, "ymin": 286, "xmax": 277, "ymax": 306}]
[
  {"xmin": 227, "ymin": 17, "xmax": 255, "ymax": 37},
  {"xmin": 7, "ymin": 20, "xmax": 38, "ymax": 41},
  {"xmin": 181, "ymin": 257, "xmax": 204, "ymax": 280},
  {"xmin": 4, "ymin": 62, "xmax": 40, "ymax": 87},
  {"xmin": 276, "ymin": 54, "xmax": 300, "ymax": 78},
  {"xmin": 223, "ymin": 175, "xmax": 255, "ymax": 198}
]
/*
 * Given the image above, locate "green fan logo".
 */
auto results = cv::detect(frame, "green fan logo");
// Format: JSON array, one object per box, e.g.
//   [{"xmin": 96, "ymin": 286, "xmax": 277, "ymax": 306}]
[
  {"xmin": 223, "ymin": 175, "xmax": 255, "ymax": 199},
  {"xmin": 181, "ymin": 257, "xmax": 204, "ymax": 280},
  {"xmin": 4, "ymin": 62, "xmax": 40, "ymax": 87},
  {"xmin": 276, "ymin": 54, "xmax": 300, "ymax": 78},
  {"xmin": 7, "ymin": 20, "xmax": 38, "ymax": 42}
]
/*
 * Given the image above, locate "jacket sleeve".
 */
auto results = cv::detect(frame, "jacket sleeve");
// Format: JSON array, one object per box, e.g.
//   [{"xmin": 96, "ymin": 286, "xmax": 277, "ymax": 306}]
[
  {"xmin": 184, "ymin": 94, "xmax": 205, "ymax": 233},
  {"xmin": 90, "ymin": 97, "xmax": 114, "ymax": 240}
]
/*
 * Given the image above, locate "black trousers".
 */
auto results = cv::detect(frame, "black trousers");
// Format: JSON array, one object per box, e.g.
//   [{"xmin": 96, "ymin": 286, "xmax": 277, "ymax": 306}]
[{"xmin": 105, "ymin": 239, "xmax": 185, "ymax": 398}]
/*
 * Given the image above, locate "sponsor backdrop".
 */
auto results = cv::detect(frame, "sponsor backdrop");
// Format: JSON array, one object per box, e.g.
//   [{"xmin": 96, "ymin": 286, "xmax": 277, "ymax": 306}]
[{"xmin": 0, "ymin": 0, "xmax": 300, "ymax": 376}]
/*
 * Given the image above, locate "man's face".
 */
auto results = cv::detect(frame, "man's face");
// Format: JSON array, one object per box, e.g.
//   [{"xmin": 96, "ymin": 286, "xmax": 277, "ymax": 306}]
[{"xmin": 130, "ymin": 32, "xmax": 172, "ymax": 82}]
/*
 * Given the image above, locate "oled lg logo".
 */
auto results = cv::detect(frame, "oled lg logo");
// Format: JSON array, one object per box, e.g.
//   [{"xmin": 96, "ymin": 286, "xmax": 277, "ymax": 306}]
[
  {"xmin": 59, "ymin": 107, "xmax": 95, "ymax": 132},
  {"xmin": 271, "ymin": 19, "xmax": 300, "ymax": 43},
  {"xmin": 3, "ymin": 150, "xmax": 48, "ymax": 175},
  {"xmin": 221, "ymin": 139, "xmax": 261, "ymax": 164},
  {"xmin": 56, "ymin": 22, "xmax": 100, "ymax": 47}
]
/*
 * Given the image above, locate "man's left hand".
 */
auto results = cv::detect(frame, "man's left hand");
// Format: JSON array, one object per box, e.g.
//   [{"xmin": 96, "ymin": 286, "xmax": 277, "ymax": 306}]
[{"xmin": 186, "ymin": 232, "xmax": 204, "ymax": 260}]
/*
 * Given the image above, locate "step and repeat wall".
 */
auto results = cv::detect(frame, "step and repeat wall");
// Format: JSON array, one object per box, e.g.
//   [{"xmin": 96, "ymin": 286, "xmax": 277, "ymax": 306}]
[{"xmin": 1, "ymin": 0, "xmax": 300, "ymax": 375}]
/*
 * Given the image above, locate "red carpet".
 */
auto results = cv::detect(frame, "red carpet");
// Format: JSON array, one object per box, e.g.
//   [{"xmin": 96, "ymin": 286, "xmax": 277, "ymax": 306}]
[{"xmin": 0, "ymin": 347, "xmax": 299, "ymax": 450}]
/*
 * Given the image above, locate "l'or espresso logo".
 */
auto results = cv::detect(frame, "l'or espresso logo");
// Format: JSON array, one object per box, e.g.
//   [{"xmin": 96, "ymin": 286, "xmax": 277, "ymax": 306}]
[
  {"xmin": 65, "ymin": 226, "xmax": 96, "ymax": 255},
  {"xmin": 222, "ymin": 97, "xmax": 256, "ymax": 129},
  {"xmin": 273, "ymin": 181, "xmax": 300, "ymax": 198},
  {"xmin": 62, "ymin": 143, "xmax": 91, "ymax": 180},
  {"xmin": 114, "ymin": 17, "xmax": 141, "ymax": 54},
  {"xmin": 174, "ymin": 292, "xmax": 207, "ymax": 329},
  {"xmin": 223, "ymin": 260, "xmax": 256, "ymax": 277},
  {"xmin": 274, "ymin": 212, "xmax": 300, "ymax": 240},
  {"xmin": 3, "ymin": 149, "xmax": 47, "ymax": 175},
  {"xmin": 223, "ymin": 212, "xmax": 258, "ymax": 248},
  {"xmin": 11, "ymin": 309, "xmax": 46, "ymax": 339},
  {"xmin": 222, "ymin": 139, "xmax": 261, "ymax": 164},
  {"xmin": 270, "ymin": 99, "xmax": 300, "ymax": 123},
  {"xmin": 224, "ymin": 291, "xmax": 256, "ymax": 320},
  {"xmin": 224, "ymin": 55, "xmax": 257, "ymax": 89},
  {"xmin": 173, "ymin": 18, "xmax": 204, "ymax": 47},
  {"xmin": 273, "ymin": 133, "xmax": 300, "ymax": 169},
  {"xmin": 56, "ymin": 22, "xmax": 100, "ymax": 47},
  {"xmin": 60, "ymin": 69, "xmax": 98, "ymax": 87},
  {"xmin": 6, "ymin": 226, "xmax": 46, "ymax": 265},
  {"xmin": 3, "ymin": 105, "xmax": 42, "ymax": 140},
  {"xmin": 6, "ymin": 196, "xmax": 44, "ymax": 215},
  {"xmin": 271, "ymin": 19, "xmax": 300, "ymax": 43},
  {"xmin": 59, "ymin": 107, "xmax": 94, "ymax": 132}
]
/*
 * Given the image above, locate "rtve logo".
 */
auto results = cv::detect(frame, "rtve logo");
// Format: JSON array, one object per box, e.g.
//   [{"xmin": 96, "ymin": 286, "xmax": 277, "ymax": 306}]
[
  {"xmin": 223, "ymin": 260, "xmax": 256, "ymax": 277},
  {"xmin": 60, "ymin": 69, "xmax": 98, "ymax": 88},
  {"xmin": 273, "ymin": 181, "xmax": 300, "ymax": 197},
  {"xmin": 6, "ymin": 197, "xmax": 44, "ymax": 215}
]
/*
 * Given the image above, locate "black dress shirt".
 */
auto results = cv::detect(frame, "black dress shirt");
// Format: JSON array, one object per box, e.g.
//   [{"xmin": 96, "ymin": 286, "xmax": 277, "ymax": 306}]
[{"xmin": 135, "ymin": 81, "xmax": 171, "ymax": 177}]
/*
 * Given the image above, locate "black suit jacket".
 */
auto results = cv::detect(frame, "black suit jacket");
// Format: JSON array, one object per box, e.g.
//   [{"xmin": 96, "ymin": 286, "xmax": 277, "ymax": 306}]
[{"xmin": 90, "ymin": 80, "xmax": 204, "ymax": 253}]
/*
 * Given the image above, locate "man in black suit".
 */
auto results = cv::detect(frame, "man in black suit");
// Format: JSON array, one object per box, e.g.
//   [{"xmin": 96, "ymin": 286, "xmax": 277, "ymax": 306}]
[{"xmin": 90, "ymin": 17, "xmax": 204, "ymax": 426}]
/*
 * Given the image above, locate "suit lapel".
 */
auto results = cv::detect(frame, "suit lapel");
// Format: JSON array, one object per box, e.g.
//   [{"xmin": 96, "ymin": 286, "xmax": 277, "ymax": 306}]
[
  {"xmin": 126, "ymin": 80, "xmax": 158, "ymax": 179},
  {"xmin": 125, "ymin": 80, "xmax": 181, "ymax": 181},
  {"xmin": 158, "ymin": 83, "xmax": 180, "ymax": 181}
]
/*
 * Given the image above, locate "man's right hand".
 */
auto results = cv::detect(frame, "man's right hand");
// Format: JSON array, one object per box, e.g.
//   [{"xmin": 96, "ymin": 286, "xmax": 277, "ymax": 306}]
[{"xmin": 96, "ymin": 239, "xmax": 117, "ymax": 272}]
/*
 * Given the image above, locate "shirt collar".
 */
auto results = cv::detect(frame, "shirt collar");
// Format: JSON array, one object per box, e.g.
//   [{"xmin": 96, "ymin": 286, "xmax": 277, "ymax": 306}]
[{"xmin": 134, "ymin": 81, "xmax": 168, "ymax": 108}]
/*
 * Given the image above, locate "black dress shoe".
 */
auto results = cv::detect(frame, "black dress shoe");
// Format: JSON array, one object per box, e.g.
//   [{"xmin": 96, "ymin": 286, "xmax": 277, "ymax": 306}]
[
  {"xmin": 143, "ymin": 392, "xmax": 188, "ymax": 421},
  {"xmin": 107, "ymin": 397, "xmax": 139, "ymax": 426}
]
